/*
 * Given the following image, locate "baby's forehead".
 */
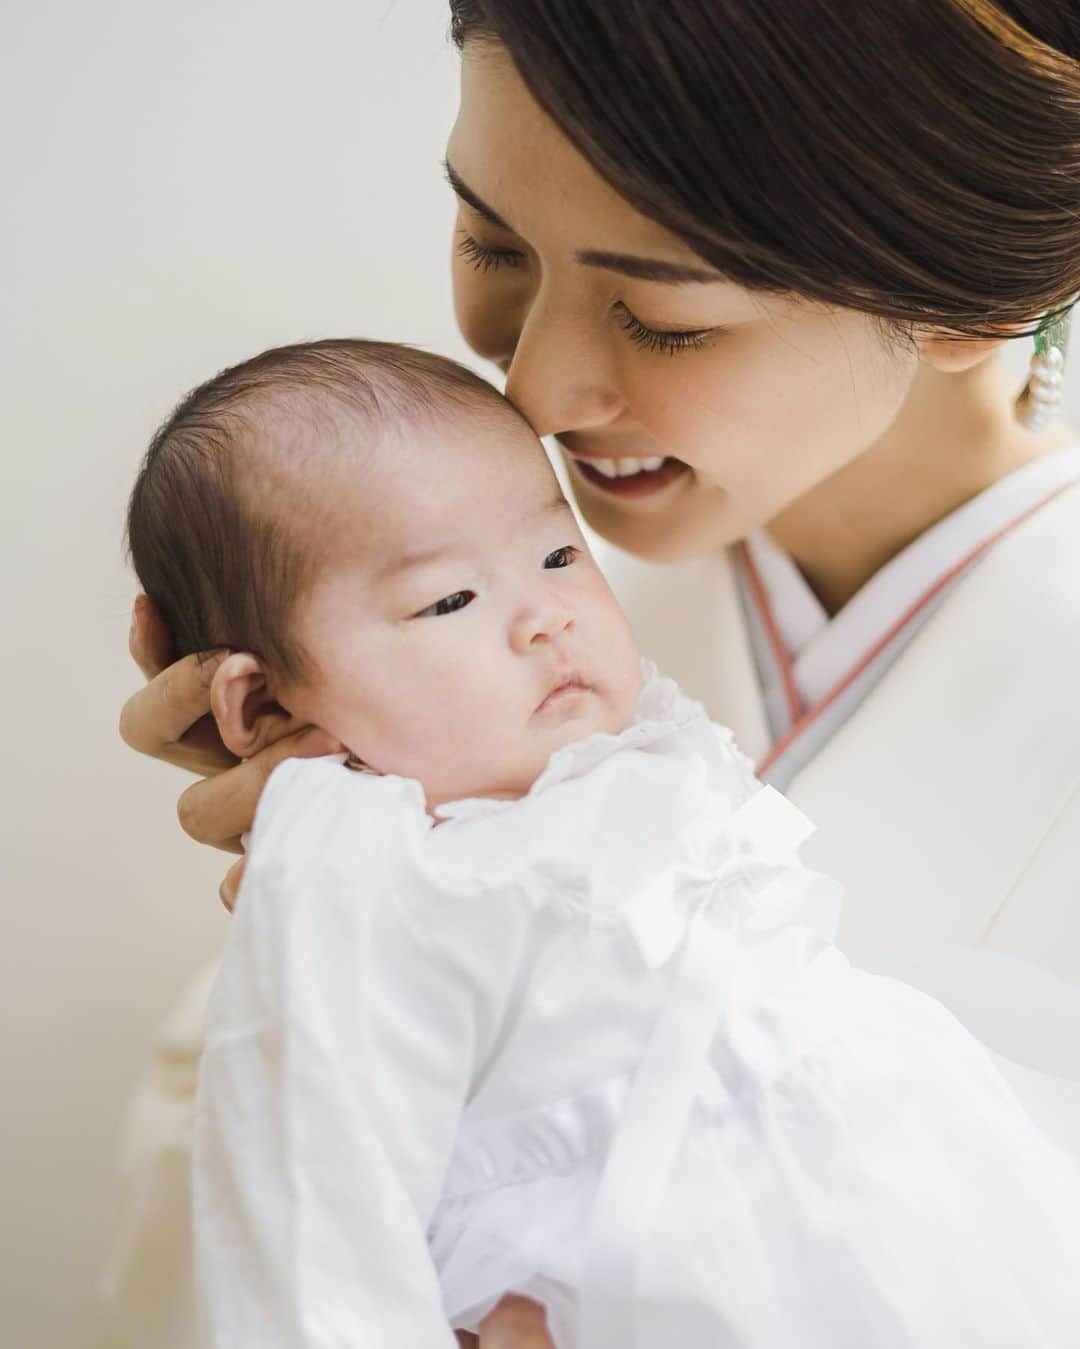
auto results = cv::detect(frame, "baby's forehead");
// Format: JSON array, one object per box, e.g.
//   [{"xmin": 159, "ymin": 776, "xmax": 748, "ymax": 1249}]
[{"xmin": 291, "ymin": 398, "xmax": 558, "ymax": 561}]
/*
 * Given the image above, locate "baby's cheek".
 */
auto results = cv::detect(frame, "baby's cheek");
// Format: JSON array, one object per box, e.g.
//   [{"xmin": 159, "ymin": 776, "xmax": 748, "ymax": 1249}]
[
  {"xmin": 608, "ymin": 679, "xmax": 641, "ymax": 736},
  {"xmin": 605, "ymin": 613, "xmax": 644, "ymax": 718}
]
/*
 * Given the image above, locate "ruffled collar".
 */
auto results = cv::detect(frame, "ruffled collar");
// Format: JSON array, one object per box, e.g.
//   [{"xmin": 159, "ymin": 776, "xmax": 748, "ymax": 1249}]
[{"xmin": 432, "ymin": 659, "xmax": 708, "ymax": 825}]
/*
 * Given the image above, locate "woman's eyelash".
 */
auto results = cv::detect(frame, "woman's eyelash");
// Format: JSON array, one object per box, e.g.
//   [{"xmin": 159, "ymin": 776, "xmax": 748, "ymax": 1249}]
[
  {"xmin": 456, "ymin": 231, "xmax": 524, "ymax": 273},
  {"xmin": 615, "ymin": 303, "xmax": 710, "ymax": 356},
  {"xmin": 459, "ymin": 233, "xmax": 713, "ymax": 358}
]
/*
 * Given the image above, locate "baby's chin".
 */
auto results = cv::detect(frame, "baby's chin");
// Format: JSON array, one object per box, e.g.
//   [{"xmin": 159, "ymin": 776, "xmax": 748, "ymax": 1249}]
[{"xmin": 423, "ymin": 690, "xmax": 637, "ymax": 815}]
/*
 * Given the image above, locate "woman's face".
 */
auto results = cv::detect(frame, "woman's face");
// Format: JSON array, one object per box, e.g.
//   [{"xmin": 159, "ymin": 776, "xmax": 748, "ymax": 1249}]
[{"xmin": 446, "ymin": 46, "xmax": 920, "ymax": 561}]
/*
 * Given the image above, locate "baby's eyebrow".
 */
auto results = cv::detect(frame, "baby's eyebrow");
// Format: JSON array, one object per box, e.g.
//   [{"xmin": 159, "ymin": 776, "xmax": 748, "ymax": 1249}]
[
  {"xmin": 376, "ymin": 492, "xmax": 571, "ymax": 583},
  {"xmin": 536, "ymin": 492, "xmax": 574, "ymax": 517},
  {"xmin": 375, "ymin": 543, "xmax": 454, "ymax": 583}
]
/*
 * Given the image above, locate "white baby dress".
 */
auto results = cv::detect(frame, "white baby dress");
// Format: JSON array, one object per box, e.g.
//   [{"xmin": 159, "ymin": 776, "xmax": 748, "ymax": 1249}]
[{"xmin": 194, "ymin": 662, "xmax": 1080, "ymax": 1349}]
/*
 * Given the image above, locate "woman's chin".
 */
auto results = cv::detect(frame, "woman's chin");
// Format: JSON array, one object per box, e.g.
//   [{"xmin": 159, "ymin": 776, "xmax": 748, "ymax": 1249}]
[
  {"xmin": 568, "ymin": 471, "xmax": 748, "ymax": 561},
  {"xmin": 582, "ymin": 503, "xmax": 746, "ymax": 562}
]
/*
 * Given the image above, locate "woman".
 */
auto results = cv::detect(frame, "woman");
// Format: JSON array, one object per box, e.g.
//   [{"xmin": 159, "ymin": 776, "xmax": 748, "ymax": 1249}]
[{"xmin": 110, "ymin": 2, "xmax": 1080, "ymax": 1345}]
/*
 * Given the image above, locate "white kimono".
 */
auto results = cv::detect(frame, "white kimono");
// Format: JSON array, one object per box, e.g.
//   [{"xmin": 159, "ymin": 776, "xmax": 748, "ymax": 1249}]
[
  {"xmin": 102, "ymin": 462, "xmax": 1080, "ymax": 1346},
  {"xmin": 592, "ymin": 464, "xmax": 1080, "ymax": 983},
  {"xmin": 194, "ymin": 664, "xmax": 1080, "ymax": 1349}
]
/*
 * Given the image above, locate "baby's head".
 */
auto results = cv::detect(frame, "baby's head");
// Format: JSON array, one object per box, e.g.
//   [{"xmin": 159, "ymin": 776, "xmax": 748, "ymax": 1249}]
[{"xmin": 127, "ymin": 339, "xmax": 642, "ymax": 807}]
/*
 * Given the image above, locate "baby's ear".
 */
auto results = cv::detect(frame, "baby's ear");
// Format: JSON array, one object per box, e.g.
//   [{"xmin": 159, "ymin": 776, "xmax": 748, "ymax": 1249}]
[{"xmin": 209, "ymin": 652, "xmax": 307, "ymax": 759}]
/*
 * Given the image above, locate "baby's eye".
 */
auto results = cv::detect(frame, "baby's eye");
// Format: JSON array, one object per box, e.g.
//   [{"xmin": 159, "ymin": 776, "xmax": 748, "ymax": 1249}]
[
  {"xmin": 414, "ymin": 590, "xmax": 475, "ymax": 619},
  {"xmin": 543, "ymin": 546, "xmax": 579, "ymax": 569}
]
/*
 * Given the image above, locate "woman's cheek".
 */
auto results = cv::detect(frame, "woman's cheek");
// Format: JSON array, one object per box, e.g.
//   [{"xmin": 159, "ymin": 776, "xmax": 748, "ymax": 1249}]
[
  {"xmin": 451, "ymin": 260, "xmax": 524, "ymax": 368},
  {"xmin": 451, "ymin": 263, "xmax": 497, "ymax": 361},
  {"xmin": 629, "ymin": 360, "xmax": 736, "ymax": 461}
]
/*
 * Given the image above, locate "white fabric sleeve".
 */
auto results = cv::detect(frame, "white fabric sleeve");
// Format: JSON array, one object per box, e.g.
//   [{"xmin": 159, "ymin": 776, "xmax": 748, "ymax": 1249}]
[{"xmin": 192, "ymin": 760, "xmax": 492, "ymax": 1349}]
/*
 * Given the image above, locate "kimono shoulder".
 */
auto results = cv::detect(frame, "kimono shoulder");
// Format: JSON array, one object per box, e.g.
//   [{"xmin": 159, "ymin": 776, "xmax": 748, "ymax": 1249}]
[{"xmin": 789, "ymin": 480, "xmax": 1080, "ymax": 980}]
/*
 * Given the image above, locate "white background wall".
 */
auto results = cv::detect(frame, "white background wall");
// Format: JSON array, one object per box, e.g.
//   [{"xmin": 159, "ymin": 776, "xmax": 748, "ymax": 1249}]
[
  {"xmin": 3, "ymin": 4, "xmax": 468, "ymax": 1345},
  {"xmin": 2, "ymin": 3, "xmax": 1074, "ymax": 1346}
]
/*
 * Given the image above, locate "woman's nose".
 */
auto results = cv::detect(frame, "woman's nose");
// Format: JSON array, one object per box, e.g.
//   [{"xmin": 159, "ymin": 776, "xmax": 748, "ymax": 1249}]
[
  {"xmin": 509, "ymin": 595, "xmax": 575, "ymax": 655},
  {"xmin": 503, "ymin": 294, "xmax": 623, "ymax": 439}
]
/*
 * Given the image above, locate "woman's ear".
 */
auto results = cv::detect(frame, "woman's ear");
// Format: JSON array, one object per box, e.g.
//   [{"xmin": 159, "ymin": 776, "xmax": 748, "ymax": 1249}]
[
  {"xmin": 209, "ymin": 652, "xmax": 307, "ymax": 759},
  {"xmin": 915, "ymin": 323, "xmax": 1025, "ymax": 373}
]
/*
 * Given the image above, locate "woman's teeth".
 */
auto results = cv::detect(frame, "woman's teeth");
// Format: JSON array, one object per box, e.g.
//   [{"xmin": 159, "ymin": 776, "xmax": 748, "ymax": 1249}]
[{"xmin": 579, "ymin": 456, "xmax": 667, "ymax": 479}]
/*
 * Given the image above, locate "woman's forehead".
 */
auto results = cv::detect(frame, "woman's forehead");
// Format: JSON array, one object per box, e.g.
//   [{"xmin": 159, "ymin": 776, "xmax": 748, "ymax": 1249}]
[{"xmin": 449, "ymin": 50, "xmax": 711, "ymax": 271}]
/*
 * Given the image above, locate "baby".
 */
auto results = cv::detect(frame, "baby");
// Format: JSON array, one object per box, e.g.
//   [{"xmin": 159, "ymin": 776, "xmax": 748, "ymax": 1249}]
[
  {"xmin": 127, "ymin": 339, "xmax": 643, "ymax": 809},
  {"xmin": 128, "ymin": 340, "xmax": 1080, "ymax": 1348}
]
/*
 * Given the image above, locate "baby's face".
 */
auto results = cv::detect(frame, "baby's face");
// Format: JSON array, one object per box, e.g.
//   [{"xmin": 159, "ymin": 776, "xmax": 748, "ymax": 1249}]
[{"xmin": 278, "ymin": 408, "xmax": 643, "ymax": 809}]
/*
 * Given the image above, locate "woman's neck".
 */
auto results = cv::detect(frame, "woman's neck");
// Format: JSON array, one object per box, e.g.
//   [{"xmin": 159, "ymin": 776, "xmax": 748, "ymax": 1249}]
[{"xmin": 766, "ymin": 355, "xmax": 1078, "ymax": 616}]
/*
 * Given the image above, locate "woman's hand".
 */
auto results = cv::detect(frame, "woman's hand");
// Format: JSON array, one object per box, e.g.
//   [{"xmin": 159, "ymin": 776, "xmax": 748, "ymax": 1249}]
[
  {"xmin": 455, "ymin": 1296, "xmax": 555, "ymax": 1348},
  {"xmin": 119, "ymin": 595, "xmax": 342, "ymax": 909}
]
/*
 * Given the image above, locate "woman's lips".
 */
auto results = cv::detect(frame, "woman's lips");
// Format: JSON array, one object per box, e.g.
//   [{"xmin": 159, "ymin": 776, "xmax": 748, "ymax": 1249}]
[{"xmin": 565, "ymin": 453, "xmax": 691, "ymax": 498}]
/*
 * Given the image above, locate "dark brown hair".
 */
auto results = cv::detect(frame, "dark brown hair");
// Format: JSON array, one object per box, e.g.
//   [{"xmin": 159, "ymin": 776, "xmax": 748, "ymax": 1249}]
[
  {"xmin": 450, "ymin": 0, "xmax": 1080, "ymax": 342},
  {"xmin": 126, "ymin": 338, "xmax": 508, "ymax": 680}
]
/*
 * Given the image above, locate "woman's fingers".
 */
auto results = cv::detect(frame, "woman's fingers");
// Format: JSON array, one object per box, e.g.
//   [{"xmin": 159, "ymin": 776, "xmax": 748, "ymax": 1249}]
[
  {"xmin": 119, "ymin": 648, "xmax": 236, "ymax": 776},
  {"xmin": 128, "ymin": 593, "xmax": 174, "ymax": 680},
  {"xmin": 475, "ymin": 1296, "xmax": 555, "ymax": 1348},
  {"xmin": 176, "ymin": 725, "xmax": 343, "ymax": 851},
  {"xmin": 123, "ymin": 591, "xmax": 343, "ymax": 861},
  {"xmin": 122, "ymin": 595, "xmax": 238, "ymax": 775},
  {"xmin": 219, "ymin": 856, "xmax": 247, "ymax": 912}
]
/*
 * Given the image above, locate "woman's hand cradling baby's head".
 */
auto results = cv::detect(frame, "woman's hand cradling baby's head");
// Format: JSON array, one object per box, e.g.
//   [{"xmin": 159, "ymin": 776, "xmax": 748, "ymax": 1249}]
[
  {"xmin": 121, "ymin": 595, "xmax": 235, "ymax": 777},
  {"xmin": 121, "ymin": 592, "xmax": 343, "ymax": 903}
]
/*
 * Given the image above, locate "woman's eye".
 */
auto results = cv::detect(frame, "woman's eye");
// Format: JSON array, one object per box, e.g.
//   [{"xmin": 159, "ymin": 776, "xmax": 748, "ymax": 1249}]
[
  {"xmin": 543, "ymin": 545, "xmax": 579, "ymax": 569},
  {"xmin": 614, "ymin": 302, "xmax": 712, "ymax": 356},
  {"xmin": 414, "ymin": 590, "xmax": 475, "ymax": 619},
  {"xmin": 456, "ymin": 231, "xmax": 525, "ymax": 274}
]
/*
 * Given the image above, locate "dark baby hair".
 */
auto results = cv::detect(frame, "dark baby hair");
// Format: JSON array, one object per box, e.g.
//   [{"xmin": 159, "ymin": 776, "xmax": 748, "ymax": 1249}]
[
  {"xmin": 449, "ymin": 0, "xmax": 1080, "ymax": 343},
  {"xmin": 126, "ymin": 338, "xmax": 510, "ymax": 681}
]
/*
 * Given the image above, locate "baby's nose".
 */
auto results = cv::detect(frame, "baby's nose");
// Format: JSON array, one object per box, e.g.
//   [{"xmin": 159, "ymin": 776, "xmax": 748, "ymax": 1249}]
[{"xmin": 509, "ymin": 598, "xmax": 575, "ymax": 653}]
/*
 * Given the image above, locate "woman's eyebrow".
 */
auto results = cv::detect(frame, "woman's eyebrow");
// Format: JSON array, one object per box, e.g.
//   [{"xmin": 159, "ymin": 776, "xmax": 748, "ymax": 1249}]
[
  {"xmin": 572, "ymin": 251, "xmax": 723, "ymax": 285},
  {"xmin": 443, "ymin": 158, "xmax": 512, "ymax": 230},
  {"xmin": 443, "ymin": 158, "xmax": 724, "ymax": 286}
]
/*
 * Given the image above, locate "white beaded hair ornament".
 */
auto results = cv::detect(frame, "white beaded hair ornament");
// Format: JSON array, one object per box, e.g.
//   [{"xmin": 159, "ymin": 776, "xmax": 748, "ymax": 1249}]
[{"xmin": 1015, "ymin": 298, "xmax": 1076, "ymax": 430}]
